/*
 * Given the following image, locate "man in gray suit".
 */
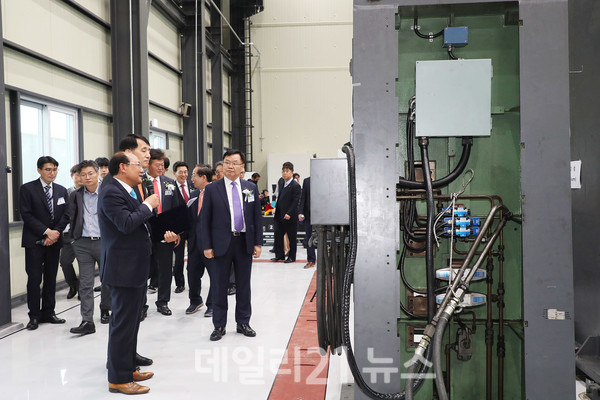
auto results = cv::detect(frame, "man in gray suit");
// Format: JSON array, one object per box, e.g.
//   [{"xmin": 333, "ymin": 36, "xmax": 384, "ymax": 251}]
[{"xmin": 68, "ymin": 160, "xmax": 111, "ymax": 335}]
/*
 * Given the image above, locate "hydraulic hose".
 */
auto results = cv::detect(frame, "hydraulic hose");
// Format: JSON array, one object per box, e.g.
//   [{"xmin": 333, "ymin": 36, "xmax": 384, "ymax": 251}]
[
  {"xmin": 398, "ymin": 137, "xmax": 473, "ymax": 189},
  {"xmin": 433, "ymin": 311, "xmax": 452, "ymax": 400}
]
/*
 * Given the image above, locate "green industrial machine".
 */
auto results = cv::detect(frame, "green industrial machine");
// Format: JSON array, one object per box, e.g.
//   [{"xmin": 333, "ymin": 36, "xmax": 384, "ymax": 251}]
[
  {"xmin": 396, "ymin": 4, "xmax": 522, "ymax": 399},
  {"xmin": 316, "ymin": 1, "xmax": 574, "ymax": 399}
]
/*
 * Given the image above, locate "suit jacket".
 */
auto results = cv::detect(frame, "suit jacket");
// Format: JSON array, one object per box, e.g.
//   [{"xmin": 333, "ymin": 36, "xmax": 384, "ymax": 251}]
[
  {"xmin": 19, "ymin": 179, "xmax": 69, "ymax": 248},
  {"xmin": 199, "ymin": 179, "xmax": 263, "ymax": 257},
  {"xmin": 298, "ymin": 177, "xmax": 311, "ymax": 223},
  {"xmin": 274, "ymin": 178, "xmax": 301, "ymax": 223},
  {"xmin": 155, "ymin": 175, "xmax": 184, "ymax": 211},
  {"xmin": 185, "ymin": 190, "xmax": 203, "ymax": 254},
  {"xmin": 98, "ymin": 178, "xmax": 154, "ymax": 288}
]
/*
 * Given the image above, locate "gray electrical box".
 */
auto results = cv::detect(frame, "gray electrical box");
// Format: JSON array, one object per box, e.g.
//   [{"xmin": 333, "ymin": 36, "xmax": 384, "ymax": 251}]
[
  {"xmin": 310, "ymin": 158, "xmax": 349, "ymax": 225},
  {"xmin": 415, "ymin": 59, "xmax": 492, "ymax": 137}
]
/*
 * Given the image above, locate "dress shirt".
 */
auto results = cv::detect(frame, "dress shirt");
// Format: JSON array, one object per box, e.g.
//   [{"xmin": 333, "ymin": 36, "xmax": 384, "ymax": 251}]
[
  {"xmin": 114, "ymin": 178, "xmax": 153, "ymax": 212},
  {"xmin": 223, "ymin": 176, "xmax": 246, "ymax": 232},
  {"xmin": 82, "ymin": 185, "xmax": 101, "ymax": 237},
  {"xmin": 40, "ymin": 178, "xmax": 53, "ymax": 236}
]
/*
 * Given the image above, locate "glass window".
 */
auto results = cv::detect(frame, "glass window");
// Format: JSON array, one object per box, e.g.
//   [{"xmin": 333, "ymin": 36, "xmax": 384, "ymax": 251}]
[
  {"xmin": 149, "ymin": 131, "xmax": 167, "ymax": 149},
  {"xmin": 20, "ymin": 100, "xmax": 79, "ymax": 190}
]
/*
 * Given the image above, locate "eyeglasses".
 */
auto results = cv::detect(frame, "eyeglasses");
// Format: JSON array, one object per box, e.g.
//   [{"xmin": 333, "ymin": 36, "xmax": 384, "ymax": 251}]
[
  {"xmin": 42, "ymin": 168, "xmax": 58, "ymax": 173},
  {"xmin": 223, "ymin": 161, "xmax": 244, "ymax": 167},
  {"xmin": 79, "ymin": 172, "xmax": 97, "ymax": 178},
  {"xmin": 176, "ymin": 170, "xmax": 188, "ymax": 175},
  {"xmin": 126, "ymin": 162, "xmax": 143, "ymax": 169}
]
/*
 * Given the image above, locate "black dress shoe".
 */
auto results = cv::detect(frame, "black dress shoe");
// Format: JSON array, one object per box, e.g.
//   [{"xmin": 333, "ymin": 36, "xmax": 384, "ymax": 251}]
[
  {"xmin": 93, "ymin": 285, "xmax": 102, "ymax": 292},
  {"xmin": 135, "ymin": 353, "xmax": 153, "ymax": 366},
  {"xmin": 157, "ymin": 305, "xmax": 172, "ymax": 316},
  {"xmin": 100, "ymin": 310, "xmax": 110, "ymax": 324},
  {"xmin": 284, "ymin": 258, "xmax": 295, "ymax": 263},
  {"xmin": 270, "ymin": 257, "xmax": 285, "ymax": 262},
  {"xmin": 140, "ymin": 304, "xmax": 148, "ymax": 322},
  {"xmin": 210, "ymin": 327, "xmax": 226, "ymax": 341},
  {"xmin": 67, "ymin": 286, "xmax": 77, "ymax": 299},
  {"xmin": 40, "ymin": 315, "xmax": 66, "ymax": 324},
  {"xmin": 174, "ymin": 286, "xmax": 185, "ymax": 293},
  {"xmin": 227, "ymin": 285, "xmax": 236, "ymax": 295},
  {"xmin": 236, "ymin": 323, "xmax": 256, "ymax": 337},
  {"xmin": 70, "ymin": 321, "xmax": 96, "ymax": 335},
  {"xmin": 26, "ymin": 318, "xmax": 39, "ymax": 330}
]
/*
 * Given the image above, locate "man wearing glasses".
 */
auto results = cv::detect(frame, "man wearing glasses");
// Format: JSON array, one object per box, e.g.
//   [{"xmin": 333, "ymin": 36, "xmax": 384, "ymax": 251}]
[
  {"xmin": 99, "ymin": 152, "xmax": 159, "ymax": 394},
  {"xmin": 68, "ymin": 160, "xmax": 110, "ymax": 335},
  {"xmin": 19, "ymin": 156, "xmax": 70, "ymax": 330},
  {"xmin": 200, "ymin": 150, "xmax": 263, "ymax": 341}
]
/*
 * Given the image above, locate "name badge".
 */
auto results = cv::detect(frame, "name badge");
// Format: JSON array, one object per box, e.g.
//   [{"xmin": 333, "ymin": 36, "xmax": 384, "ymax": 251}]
[
  {"xmin": 57, "ymin": 197, "xmax": 66, "ymax": 205},
  {"xmin": 248, "ymin": 195, "xmax": 255, "ymax": 203},
  {"xmin": 164, "ymin": 190, "xmax": 173, "ymax": 196}
]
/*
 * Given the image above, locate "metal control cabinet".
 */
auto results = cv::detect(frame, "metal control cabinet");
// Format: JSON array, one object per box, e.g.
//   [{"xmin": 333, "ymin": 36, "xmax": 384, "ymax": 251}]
[{"xmin": 352, "ymin": 1, "xmax": 574, "ymax": 399}]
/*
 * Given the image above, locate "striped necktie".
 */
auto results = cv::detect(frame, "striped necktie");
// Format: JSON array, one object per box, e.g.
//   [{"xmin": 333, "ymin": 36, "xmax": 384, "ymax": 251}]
[{"xmin": 44, "ymin": 185, "xmax": 54, "ymax": 220}]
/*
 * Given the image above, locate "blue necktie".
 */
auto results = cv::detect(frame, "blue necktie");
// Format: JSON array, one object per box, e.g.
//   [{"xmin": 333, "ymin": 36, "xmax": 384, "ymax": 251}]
[
  {"xmin": 231, "ymin": 181, "xmax": 243, "ymax": 232},
  {"xmin": 44, "ymin": 185, "xmax": 54, "ymax": 220},
  {"xmin": 130, "ymin": 189, "xmax": 137, "ymax": 200}
]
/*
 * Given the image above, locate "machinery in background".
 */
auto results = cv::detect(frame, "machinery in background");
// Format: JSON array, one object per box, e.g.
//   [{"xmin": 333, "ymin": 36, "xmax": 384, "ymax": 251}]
[{"xmin": 315, "ymin": 1, "xmax": 575, "ymax": 399}]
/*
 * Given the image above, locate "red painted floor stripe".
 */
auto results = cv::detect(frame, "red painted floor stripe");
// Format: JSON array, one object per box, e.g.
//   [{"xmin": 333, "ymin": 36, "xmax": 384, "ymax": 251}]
[{"xmin": 268, "ymin": 271, "xmax": 330, "ymax": 400}]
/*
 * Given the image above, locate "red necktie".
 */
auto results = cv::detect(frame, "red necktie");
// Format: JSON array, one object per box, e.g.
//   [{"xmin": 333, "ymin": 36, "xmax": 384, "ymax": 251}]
[
  {"xmin": 197, "ymin": 190, "xmax": 204, "ymax": 216},
  {"xmin": 181, "ymin": 184, "xmax": 189, "ymax": 203},
  {"xmin": 153, "ymin": 178, "xmax": 162, "ymax": 214}
]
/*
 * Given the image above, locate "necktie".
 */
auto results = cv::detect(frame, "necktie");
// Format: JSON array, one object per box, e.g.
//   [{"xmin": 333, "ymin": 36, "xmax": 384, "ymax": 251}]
[
  {"xmin": 137, "ymin": 183, "xmax": 145, "ymax": 201},
  {"xmin": 181, "ymin": 184, "xmax": 189, "ymax": 203},
  {"xmin": 153, "ymin": 178, "xmax": 162, "ymax": 214},
  {"xmin": 231, "ymin": 181, "xmax": 243, "ymax": 232},
  {"xmin": 197, "ymin": 190, "xmax": 204, "ymax": 216},
  {"xmin": 130, "ymin": 189, "xmax": 137, "ymax": 200},
  {"xmin": 44, "ymin": 185, "xmax": 54, "ymax": 220}
]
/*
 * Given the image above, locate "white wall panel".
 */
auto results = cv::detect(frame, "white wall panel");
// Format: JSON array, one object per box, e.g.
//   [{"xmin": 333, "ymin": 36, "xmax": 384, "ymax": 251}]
[
  {"xmin": 3, "ymin": 0, "xmax": 111, "ymax": 81},
  {"xmin": 148, "ymin": 5, "xmax": 180, "ymax": 68},
  {"xmin": 250, "ymin": 0, "xmax": 352, "ymax": 185},
  {"xmin": 254, "ymin": 0, "xmax": 352, "ymax": 24},
  {"xmin": 82, "ymin": 112, "xmax": 112, "ymax": 160},
  {"xmin": 149, "ymin": 104, "xmax": 182, "ymax": 135},
  {"xmin": 5, "ymin": 50, "xmax": 111, "ymax": 114},
  {"xmin": 76, "ymin": 0, "xmax": 110, "ymax": 23},
  {"xmin": 148, "ymin": 59, "xmax": 182, "ymax": 110}
]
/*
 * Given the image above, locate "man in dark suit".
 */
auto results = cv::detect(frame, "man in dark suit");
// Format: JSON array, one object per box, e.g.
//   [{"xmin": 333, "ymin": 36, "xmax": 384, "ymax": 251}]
[
  {"xmin": 99, "ymin": 152, "xmax": 159, "ymax": 395},
  {"xmin": 271, "ymin": 161, "xmax": 301, "ymax": 263},
  {"xmin": 19, "ymin": 156, "xmax": 70, "ymax": 330},
  {"xmin": 298, "ymin": 177, "xmax": 316, "ymax": 269},
  {"xmin": 172, "ymin": 161, "xmax": 192, "ymax": 293},
  {"xmin": 145, "ymin": 149, "xmax": 184, "ymax": 316},
  {"xmin": 200, "ymin": 150, "xmax": 263, "ymax": 341},
  {"xmin": 178, "ymin": 165, "xmax": 214, "ymax": 316}
]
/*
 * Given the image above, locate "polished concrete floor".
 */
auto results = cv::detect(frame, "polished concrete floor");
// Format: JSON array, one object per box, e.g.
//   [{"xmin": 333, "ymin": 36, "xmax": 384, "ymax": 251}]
[
  {"xmin": 0, "ymin": 245, "xmax": 585, "ymax": 400},
  {"xmin": 0, "ymin": 248, "xmax": 355, "ymax": 400}
]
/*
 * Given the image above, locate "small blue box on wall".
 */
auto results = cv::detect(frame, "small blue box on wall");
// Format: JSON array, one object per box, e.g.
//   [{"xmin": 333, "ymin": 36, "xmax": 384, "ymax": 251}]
[{"xmin": 443, "ymin": 27, "xmax": 468, "ymax": 48}]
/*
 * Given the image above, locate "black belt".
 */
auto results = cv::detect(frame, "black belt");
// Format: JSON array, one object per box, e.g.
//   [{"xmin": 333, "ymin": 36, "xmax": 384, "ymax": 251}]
[
  {"xmin": 82, "ymin": 236, "xmax": 101, "ymax": 240},
  {"xmin": 232, "ymin": 232, "xmax": 245, "ymax": 237}
]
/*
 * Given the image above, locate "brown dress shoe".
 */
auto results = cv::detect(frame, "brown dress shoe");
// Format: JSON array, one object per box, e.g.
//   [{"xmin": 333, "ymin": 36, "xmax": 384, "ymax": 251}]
[
  {"xmin": 108, "ymin": 381, "xmax": 150, "ymax": 394},
  {"xmin": 133, "ymin": 370, "xmax": 154, "ymax": 382},
  {"xmin": 304, "ymin": 262, "xmax": 315, "ymax": 269}
]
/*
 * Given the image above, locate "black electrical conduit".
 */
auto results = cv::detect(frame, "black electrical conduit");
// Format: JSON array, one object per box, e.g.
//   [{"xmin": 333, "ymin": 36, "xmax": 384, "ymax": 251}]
[
  {"xmin": 419, "ymin": 138, "xmax": 437, "ymax": 322},
  {"xmin": 398, "ymin": 136, "xmax": 473, "ymax": 189},
  {"xmin": 412, "ymin": 16, "xmax": 444, "ymax": 39},
  {"xmin": 335, "ymin": 142, "xmax": 431, "ymax": 399}
]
